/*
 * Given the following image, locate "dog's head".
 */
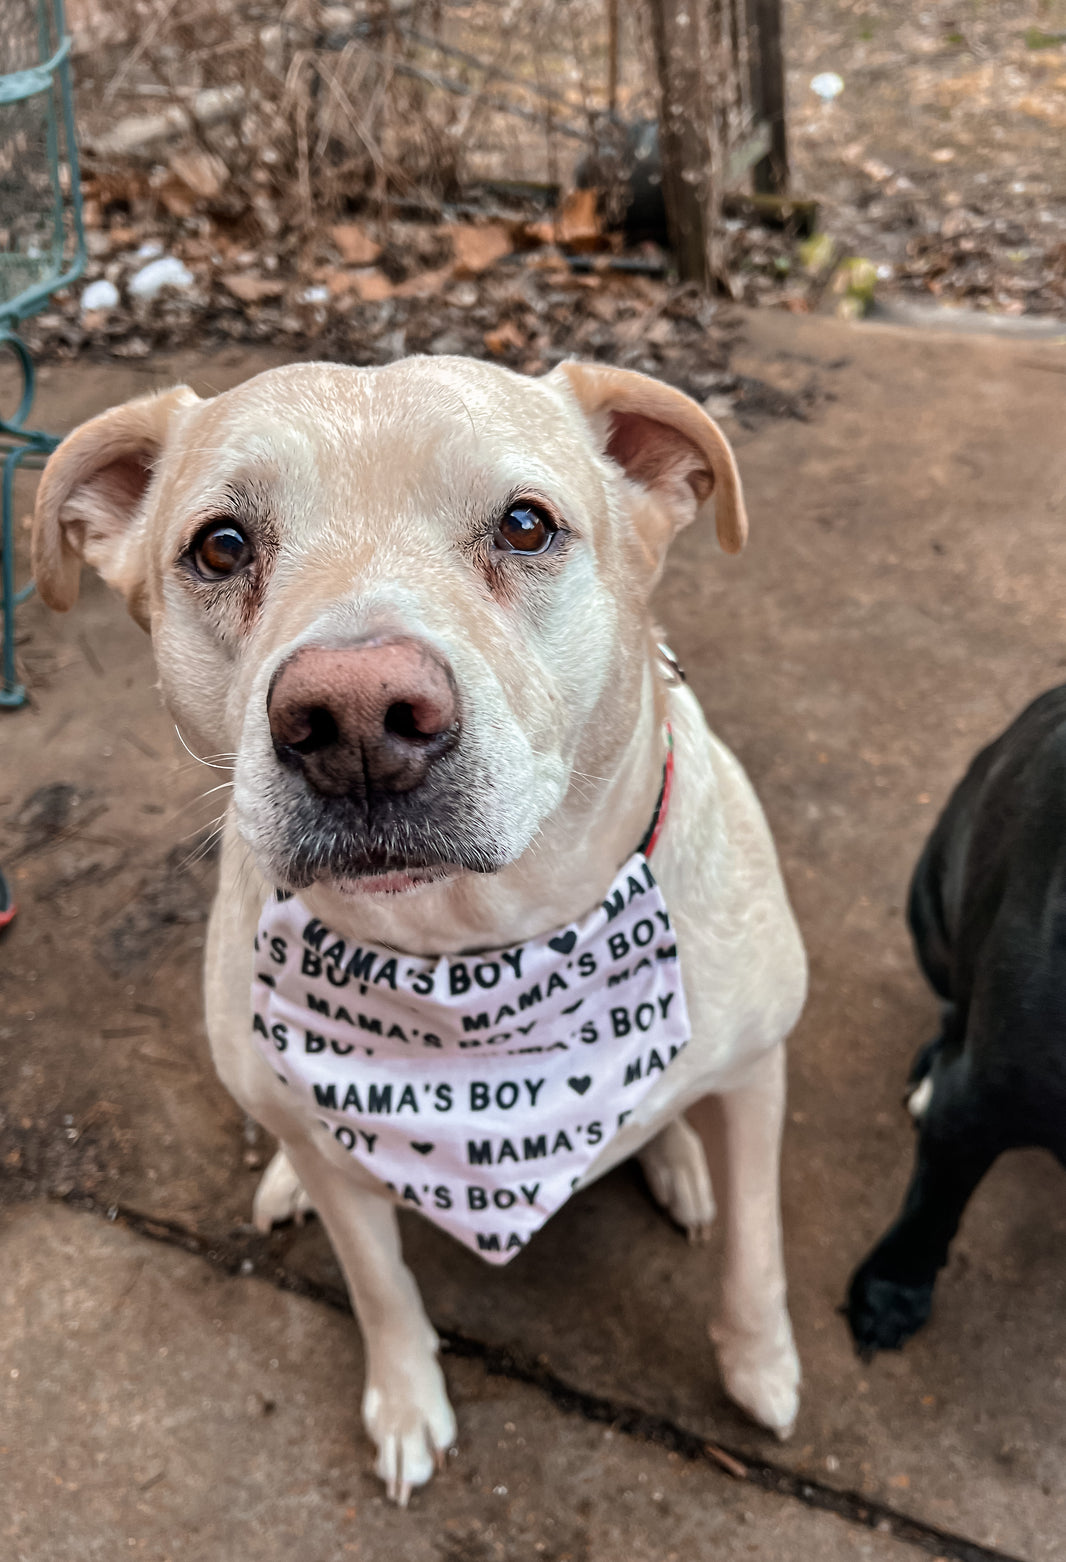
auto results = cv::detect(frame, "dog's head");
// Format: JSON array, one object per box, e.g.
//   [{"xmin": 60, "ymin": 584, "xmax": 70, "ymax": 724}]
[{"xmin": 33, "ymin": 358, "xmax": 745, "ymax": 895}]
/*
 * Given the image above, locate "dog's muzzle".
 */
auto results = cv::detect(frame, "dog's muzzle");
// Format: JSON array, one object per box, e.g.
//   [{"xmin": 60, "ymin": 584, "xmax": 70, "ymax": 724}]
[
  {"xmin": 262, "ymin": 637, "xmax": 494, "ymax": 887},
  {"xmin": 268, "ymin": 637, "xmax": 460, "ymax": 798}
]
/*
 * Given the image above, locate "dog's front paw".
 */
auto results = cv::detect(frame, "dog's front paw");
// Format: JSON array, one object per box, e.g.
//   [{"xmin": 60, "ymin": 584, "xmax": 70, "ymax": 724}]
[
  {"xmin": 363, "ymin": 1353, "xmax": 457, "ymax": 1506},
  {"xmin": 712, "ymin": 1317, "xmax": 801, "ymax": 1439},
  {"xmin": 846, "ymin": 1259, "xmax": 935, "ymax": 1360},
  {"xmin": 252, "ymin": 1148, "xmax": 315, "ymax": 1232},
  {"xmin": 639, "ymin": 1117, "xmax": 716, "ymax": 1241}
]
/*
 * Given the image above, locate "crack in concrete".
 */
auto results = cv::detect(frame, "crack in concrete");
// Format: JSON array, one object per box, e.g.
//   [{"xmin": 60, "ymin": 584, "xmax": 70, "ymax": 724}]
[{"xmin": 55, "ymin": 1189, "xmax": 1025, "ymax": 1562}]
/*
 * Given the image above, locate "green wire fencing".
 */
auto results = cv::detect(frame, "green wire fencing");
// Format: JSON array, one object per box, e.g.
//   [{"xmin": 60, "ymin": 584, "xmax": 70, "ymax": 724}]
[{"xmin": 1, "ymin": 0, "xmax": 86, "ymax": 708}]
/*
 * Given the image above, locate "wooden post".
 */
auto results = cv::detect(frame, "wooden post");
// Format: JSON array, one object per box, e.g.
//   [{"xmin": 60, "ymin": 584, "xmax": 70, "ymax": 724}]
[
  {"xmin": 607, "ymin": 0, "xmax": 620, "ymax": 116},
  {"xmin": 749, "ymin": 0, "xmax": 788, "ymax": 194},
  {"xmin": 646, "ymin": 0, "xmax": 716, "ymax": 286}
]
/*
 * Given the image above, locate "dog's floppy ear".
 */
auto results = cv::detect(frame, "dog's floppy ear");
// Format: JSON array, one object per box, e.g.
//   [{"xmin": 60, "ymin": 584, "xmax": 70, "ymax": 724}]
[
  {"xmin": 32, "ymin": 386, "xmax": 199, "ymax": 628},
  {"xmin": 549, "ymin": 361, "xmax": 747, "ymax": 566}
]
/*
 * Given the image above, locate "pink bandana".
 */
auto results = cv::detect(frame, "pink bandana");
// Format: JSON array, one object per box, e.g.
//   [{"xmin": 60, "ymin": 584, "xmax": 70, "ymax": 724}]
[{"xmin": 250, "ymin": 736, "xmax": 687, "ymax": 1264}]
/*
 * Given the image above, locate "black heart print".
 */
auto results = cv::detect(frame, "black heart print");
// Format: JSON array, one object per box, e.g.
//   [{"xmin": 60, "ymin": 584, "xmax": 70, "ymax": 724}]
[
  {"xmin": 410, "ymin": 1142, "xmax": 435, "ymax": 1155},
  {"xmin": 567, "ymin": 1076, "xmax": 592, "ymax": 1096},
  {"xmin": 548, "ymin": 930, "xmax": 578, "ymax": 955}
]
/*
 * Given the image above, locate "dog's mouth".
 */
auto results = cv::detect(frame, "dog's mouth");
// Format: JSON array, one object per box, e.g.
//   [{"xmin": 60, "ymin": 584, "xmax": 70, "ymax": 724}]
[
  {"xmin": 267, "ymin": 821, "xmax": 503, "ymax": 896},
  {"xmin": 239, "ymin": 749, "xmax": 514, "ymax": 897},
  {"xmin": 329, "ymin": 864, "xmax": 459, "ymax": 897}
]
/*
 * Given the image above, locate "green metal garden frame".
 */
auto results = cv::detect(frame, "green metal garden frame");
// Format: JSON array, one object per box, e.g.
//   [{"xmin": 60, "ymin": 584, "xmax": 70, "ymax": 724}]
[{"xmin": 0, "ymin": 0, "xmax": 87, "ymax": 708}]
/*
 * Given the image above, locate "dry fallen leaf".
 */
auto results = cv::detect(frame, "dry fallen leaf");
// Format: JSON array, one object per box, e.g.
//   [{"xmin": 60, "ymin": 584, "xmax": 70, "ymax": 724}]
[
  {"xmin": 483, "ymin": 320, "xmax": 525, "ymax": 355},
  {"xmin": 220, "ymin": 274, "xmax": 285, "ymax": 303},
  {"xmin": 519, "ymin": 217, "xmax": 555, "ymax": 247},
  {"xmin": 941, "ymin": 209, "xmax": 978, "ymax": 239},
  {"xmin": 393, "ymin": 266, "xmax": 451, "ymax": 300},
  {"xmin": 554, "ymin": 187, "xmax": 603, "ymax": 252},
  {"xmin": 449, "ymin": 222, "xmax": 513, "ymax": 277},
  {"xmin": 348, "ymin": 269, "xmax": 396, "ymax": 303},
  {"xmin": 329, "ymin": 223, "xmax": 382, "ymax": 266},
  {"xmin": 157, "ymin": 180, "xmax": 197, "ymax": 219},
  {"xmin": 168, "ymin": 150, "xmax": 229, "ymax": 201},
  {"xmin": 315, "ymin": 267, "xmax": 358, "ymax": 299}
]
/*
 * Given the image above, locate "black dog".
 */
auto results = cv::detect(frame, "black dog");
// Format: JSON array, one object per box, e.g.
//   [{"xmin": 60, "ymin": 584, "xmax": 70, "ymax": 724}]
[{"xmin": 848, "ymin": 684, "xmax": 1066, "ymax": 1356}]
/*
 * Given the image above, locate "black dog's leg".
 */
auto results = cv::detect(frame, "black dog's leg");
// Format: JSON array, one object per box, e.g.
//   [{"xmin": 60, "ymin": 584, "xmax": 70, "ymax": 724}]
[{"xmin": 846, "ymin": 1063, "xmax": 1001, "ymax": 1358}]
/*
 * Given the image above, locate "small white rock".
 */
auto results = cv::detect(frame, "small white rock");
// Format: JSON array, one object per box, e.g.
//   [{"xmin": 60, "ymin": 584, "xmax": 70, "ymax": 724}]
[
  {"xmin": 81, "ymin": 278, "xmax": 120, "ymax": 312},
  {"xmin": 811, "ymin": 71, "xmax": 844, "ymax": 101},
  {"xmin": 297, "ymin": 284, "xmax": 330, "ymax": 305},
  {"xmin": 128, "ymin": 256, "xmax": 195, "ymax": 298},
  {"xmin": 136, "ymin": 239, "xmax": 164, "ymax": 260}
]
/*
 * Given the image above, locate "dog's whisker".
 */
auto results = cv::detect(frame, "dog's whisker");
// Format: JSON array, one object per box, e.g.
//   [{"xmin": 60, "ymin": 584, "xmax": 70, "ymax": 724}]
[
  {"xmin": 195, "ymin": 781, "xmax": 236, "ymax": 803},
  {"xmin": 174, "ymin": 812, "xmax": 223, "ymax": 849},
  {"xmin": 173, "ymin": 780, "xmax": 236, "ymax": 812},
  {"xmin": 173, "ymin": 723, "xmax": 238, "ymax": 772},
  {"xmin": 174, "ymin": 812, "xmax": 228, "ymax": 849},
  {"xmin": 162, "ymin": 784, "xmax": 236, "ymax": 837},
  {"xmin": 173, "ymin": 816, "xmax": 228, "ymax": 871},
  {"xmin": 163, "ymin": 762, "xmax": 239, "ymax": 797}
]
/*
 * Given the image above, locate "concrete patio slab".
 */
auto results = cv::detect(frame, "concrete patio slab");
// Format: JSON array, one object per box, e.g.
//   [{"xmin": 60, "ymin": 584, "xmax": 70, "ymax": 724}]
[
  {"xmin": 3, "ymin": 312, "xmax": 1066, "ymax": 1558},
  {"xmin": 1, "ymin": 1201, "xmax": 919, "ymax": 1562}
]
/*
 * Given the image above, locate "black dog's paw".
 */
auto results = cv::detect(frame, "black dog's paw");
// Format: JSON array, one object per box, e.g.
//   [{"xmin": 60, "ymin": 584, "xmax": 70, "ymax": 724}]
[{"xmin": 845, "ymin": 1262, "xmax": 936, "ymax": 1361}]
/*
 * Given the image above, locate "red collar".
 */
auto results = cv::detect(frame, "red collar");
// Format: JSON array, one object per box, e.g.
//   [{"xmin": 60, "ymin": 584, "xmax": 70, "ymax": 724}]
[{"xmin": 637, "ymin": 724, "xmax": 674, "ymax": 859}]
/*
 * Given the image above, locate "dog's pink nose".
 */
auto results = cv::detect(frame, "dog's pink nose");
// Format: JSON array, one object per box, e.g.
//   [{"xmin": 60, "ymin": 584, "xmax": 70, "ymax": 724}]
[{"xmin": 268, "ymin": 640, "xmax": 460, "ymax": 798}]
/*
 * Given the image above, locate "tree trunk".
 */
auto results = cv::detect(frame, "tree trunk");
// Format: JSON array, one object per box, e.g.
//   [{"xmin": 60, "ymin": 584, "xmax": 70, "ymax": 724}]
[
  {"xmin": 749, "ymin": 0, "xmax": 788, "ymax": 195},
  {"xmin": 646, "ymin": 0, "xmax": 719, "ymax": 287}
]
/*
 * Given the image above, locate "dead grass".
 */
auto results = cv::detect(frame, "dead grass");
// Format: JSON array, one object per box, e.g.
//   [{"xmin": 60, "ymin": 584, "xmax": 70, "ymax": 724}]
[{"xmin": 66, "ymin": 0, "xmax": 661, "ymax": 239}]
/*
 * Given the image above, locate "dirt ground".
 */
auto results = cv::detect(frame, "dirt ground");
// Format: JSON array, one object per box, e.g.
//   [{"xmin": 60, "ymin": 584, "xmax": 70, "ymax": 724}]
[
  {"xmin": 787, "ymin": 0, "xmax": 1066, "ymax": 311},
  {"xmin": 3, "ymin": 309, "xmax": 1066, "ymax": 1560}
]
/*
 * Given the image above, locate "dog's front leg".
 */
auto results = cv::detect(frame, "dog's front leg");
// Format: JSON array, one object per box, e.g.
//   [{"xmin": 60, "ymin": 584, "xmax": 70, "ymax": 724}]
[
  {"xmin": 846, "ymin": 1055, "xmax": 1003, "ymax": 1357},
  {"xmin": 279, "ymin": 1138, "xmax": 456, "ymax": 1504},
  {"xmin": 690, "ymin": 1045, "xmax": 800, "ymax": 1438}
]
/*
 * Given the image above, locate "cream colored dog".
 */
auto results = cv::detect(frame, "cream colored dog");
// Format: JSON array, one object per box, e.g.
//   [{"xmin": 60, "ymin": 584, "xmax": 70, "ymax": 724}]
[{"xmin": 33, "ymin": 356, "xmax": 806, "ymax": 1504}]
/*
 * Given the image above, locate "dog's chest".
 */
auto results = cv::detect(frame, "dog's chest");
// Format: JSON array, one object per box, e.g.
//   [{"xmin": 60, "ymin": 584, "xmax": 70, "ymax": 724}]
[{"xmin": 251, "ymin": 853, "xmax": 691, "ymax": 1261}]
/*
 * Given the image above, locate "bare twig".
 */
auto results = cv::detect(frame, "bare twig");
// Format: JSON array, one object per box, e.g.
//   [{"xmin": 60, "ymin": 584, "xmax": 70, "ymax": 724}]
[
  {"xmin": 704, "ymin": 1443, "xmax": 749, "ymax": 1480},
  {"xmin": 104, "ymin": 0, "xmax": 183, "ymax": 103},
  {"xmin": 400, "ymin": 26, "xmax": 579, "ymax": 113},
  {"xmin": 448, "ymin": 0, "xmax": 528, "ymax": 150},
  {"xmin": 356, "ymin": 46, "xmax": 587, "ymax": 140},
  {"xmin": 607, "ymin": 0, "xmax": 620, "ymax": 114}
]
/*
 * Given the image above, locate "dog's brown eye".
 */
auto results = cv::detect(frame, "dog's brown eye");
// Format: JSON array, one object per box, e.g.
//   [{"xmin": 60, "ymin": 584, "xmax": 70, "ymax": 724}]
[
  {"xmin": 494, "ymin": 503, "xmax": 556, "ymax": 556},
  {"xmin": 190, "ymin": 522, "xmax": 254, "ymax": 581}
]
